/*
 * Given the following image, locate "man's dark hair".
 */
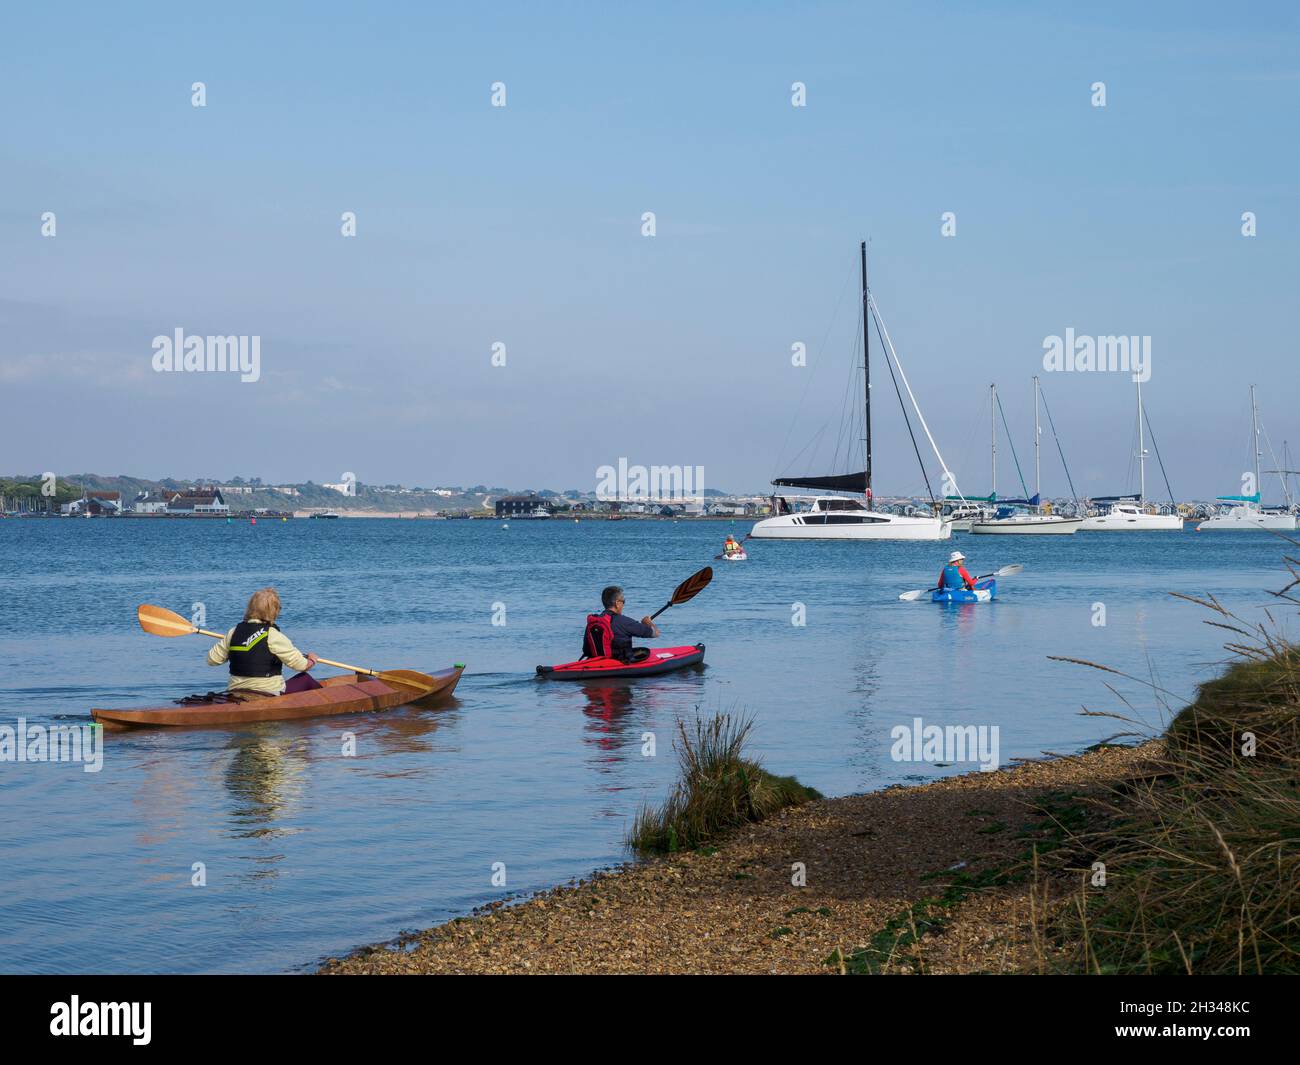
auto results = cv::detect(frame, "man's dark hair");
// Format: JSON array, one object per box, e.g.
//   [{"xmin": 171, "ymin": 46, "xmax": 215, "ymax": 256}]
[{"xmin": 601, "ymin": 585, "xmax": 623, "ymax": 609}]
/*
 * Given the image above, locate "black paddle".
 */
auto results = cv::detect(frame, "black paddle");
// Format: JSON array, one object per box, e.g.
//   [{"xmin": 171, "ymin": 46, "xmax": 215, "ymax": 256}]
[{"xmin": 649, "ymin": 567, "xmax": 713, "ymax": 620}]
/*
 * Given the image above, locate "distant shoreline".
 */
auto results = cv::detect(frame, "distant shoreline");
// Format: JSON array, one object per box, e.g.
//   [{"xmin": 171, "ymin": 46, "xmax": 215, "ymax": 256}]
[{"xmin": 1, "ymin": 511, "xmax": 757, "ymax": 521}]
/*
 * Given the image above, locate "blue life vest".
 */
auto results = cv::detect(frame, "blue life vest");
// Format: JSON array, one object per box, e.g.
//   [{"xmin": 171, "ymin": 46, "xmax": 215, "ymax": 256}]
[{"xmin": 940, "ymin": 564, "xmax": 967, "ymax": 590}]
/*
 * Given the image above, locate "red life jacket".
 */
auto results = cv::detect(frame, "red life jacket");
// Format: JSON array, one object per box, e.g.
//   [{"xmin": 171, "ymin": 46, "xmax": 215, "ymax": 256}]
[{"xmin": 582, "ymin": 612, "xmax": 615, "ymax": 659}]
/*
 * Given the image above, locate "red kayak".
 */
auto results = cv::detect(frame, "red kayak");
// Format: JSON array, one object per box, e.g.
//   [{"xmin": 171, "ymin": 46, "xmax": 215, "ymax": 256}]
[{"xmin": 536, "ymin": 644, "xmax": 705, "ymax": 680}]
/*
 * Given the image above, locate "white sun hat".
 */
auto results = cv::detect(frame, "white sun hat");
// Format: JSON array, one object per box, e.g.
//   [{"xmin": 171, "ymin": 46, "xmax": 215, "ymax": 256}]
[{"xmin": 948, "ymin": 550, "xmax": 966, "ymax": 563}]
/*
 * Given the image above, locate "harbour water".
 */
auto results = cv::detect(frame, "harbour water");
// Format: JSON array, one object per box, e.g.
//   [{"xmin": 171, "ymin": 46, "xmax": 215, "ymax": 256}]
[{"xmin": 0, "ymin": 518, "xmax": 1291, "ymax": 973}]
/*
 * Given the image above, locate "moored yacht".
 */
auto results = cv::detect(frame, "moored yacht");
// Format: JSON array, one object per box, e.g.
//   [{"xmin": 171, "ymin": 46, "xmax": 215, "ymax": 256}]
[
  {"xmin": 1199, "ymin": 503, "xmax": 1296, "ymax": 531},
  {"xmin": 750, "ymin": 241, "xmax": 952, "ymax": 542},
  {"xmin": 1199, "ymin": 386, "xmax": 1297, "ymax": 532},
  {"xmin": 969, "ymin": 378, "xmax": 1081, "ymax": 535},
  {"xmin": 1080, "ymin": 380, "xmax": 1183, "ymax": 531},
  {"xmin": 752, "ymin": 495, "xmax": 952, "ymax": 540},
  {"xmin": 1081, "ymin": 500, "xmax": 1183, "ymax": 531},
  {"xmin": 970, "ymin": 508, "xmax": 1082, "ymax": 535}
]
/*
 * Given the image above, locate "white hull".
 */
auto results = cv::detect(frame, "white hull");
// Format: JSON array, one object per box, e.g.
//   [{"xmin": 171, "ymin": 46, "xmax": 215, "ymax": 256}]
[
  {"xmin": 970, "ymin": 516, "xmax": 1082, "ymax": 535},
  {"xmin": 1198, "ymin": 510, "xmax": 1296, "ymax": 531},
  {"xmin": 750, "ymin": 511, "xmax": 951, "ymax": 541},
  {"xmin": 1080, "ymin": 511, "xmax": 1183, "ymax": 531}
]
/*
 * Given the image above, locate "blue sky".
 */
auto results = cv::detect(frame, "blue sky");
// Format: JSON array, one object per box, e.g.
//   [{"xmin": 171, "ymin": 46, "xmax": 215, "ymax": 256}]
[{"xmin": 2, "ymin": 1, "xmax": 1298, "ymax": 499}]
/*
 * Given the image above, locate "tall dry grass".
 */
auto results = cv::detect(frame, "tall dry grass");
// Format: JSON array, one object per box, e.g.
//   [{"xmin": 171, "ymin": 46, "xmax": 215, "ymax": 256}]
[{"xmin": 1044, "ymin": 554, "xmax": 1300, "ymax": 974}]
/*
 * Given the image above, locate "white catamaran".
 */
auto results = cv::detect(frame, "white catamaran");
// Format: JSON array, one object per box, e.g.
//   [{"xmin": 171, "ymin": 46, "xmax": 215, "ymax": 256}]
[
  {"xmin": 751, "ymin": 242, "xmax": 952, "ymax": 541},
  {"xmin": 1198, "ymin": 385, "xmax": 1297, "ymax": 531},
  {"xmin": 1080, "ymin": 380, "xmax": 1183, "ymax": 531},
  {"xmin": 970, "ymin": 377, "xmax": 1082, "ymax": 535}
]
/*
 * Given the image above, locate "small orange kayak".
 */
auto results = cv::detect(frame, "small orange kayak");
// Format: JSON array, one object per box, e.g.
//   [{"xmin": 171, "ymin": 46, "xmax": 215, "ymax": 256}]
[{"xmin": 92, "ymin": 666, "xmax": 464, "ymax": 730}]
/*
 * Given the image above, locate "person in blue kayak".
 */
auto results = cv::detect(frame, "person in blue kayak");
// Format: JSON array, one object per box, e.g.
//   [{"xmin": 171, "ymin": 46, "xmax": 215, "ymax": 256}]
[
  {"xmin": 938, "ymin": 550, "xmax": 977, "ymax": 593},
  {"xmin": 583, "ymin": 585, "xmax": 660, "ymax": 662}
]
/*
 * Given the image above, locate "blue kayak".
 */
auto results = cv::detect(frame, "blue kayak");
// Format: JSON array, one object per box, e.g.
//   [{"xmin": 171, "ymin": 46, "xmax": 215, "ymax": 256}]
[{"xmin": 931, "ymin": 578, "xmax": 996, "ymax": 604}]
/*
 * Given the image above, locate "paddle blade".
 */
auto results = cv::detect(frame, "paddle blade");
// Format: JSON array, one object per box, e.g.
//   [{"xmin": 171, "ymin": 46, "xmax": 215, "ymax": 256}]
[
  {"xmin": 137, "ymin": 604, "xmax": 198, "ymax": 638},
  {"xmin": 997, "ymin": 564, "xmax": 1025, "ymax": 577},
  {"xmin": 898, "ymin": 590, "xmax": 926, "ymax": 602},
  {"xmin": 670, "ymin": 567, "xmax": 713, "ymax": 606},
  {"xmin": 375, "ymin": 668, "xmax": 439, "ymax": 695}
]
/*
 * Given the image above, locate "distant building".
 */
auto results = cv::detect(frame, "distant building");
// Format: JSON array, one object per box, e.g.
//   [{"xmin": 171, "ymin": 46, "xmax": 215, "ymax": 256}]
[
  {"xmin": 167, "ymin": 488, "xmax": 229, "ymax": 515},
  {"xmin": 324, "ymin": 481, "xmax": 356, "ymax": 496},
  {"xmin": 495, "ymin": 494, "xmax": 553, "ymax": 518},
  {"xmin": 707, "ymin": 502, "xmax": 751, "ymax": 517},
  {"xmin": 132, "ymin": 491, "xmax": 170, "ymax": 514},
  {"xmin": 220, "ymin": 485, "xmax": 255, "ymax": 495},
  {"xmin": 271, "ymin": 486, "xmax": 300, "ymax": 497},
  {"xmin": 62, "ymin": 491, "xmax": 123, "ymax": 516}
]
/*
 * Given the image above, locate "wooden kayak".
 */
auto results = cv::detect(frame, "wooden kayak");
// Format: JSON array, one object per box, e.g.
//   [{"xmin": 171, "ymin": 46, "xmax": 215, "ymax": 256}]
[{"xmin": 91, "ymin": 665, "xmax": 464, "ymax": 730}]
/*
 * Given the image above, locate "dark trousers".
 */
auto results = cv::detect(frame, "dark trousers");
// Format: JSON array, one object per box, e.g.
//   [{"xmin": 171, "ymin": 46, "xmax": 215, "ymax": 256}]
[{"xmin": 284, "ymin": 671, "xmax": 322, "ymax": 694}]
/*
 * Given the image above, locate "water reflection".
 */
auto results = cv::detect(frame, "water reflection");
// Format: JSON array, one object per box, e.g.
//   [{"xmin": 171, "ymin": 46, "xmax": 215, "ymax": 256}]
[{"xmin": 222, "ymin": 732, "xmax": 308, "ymax": 844}]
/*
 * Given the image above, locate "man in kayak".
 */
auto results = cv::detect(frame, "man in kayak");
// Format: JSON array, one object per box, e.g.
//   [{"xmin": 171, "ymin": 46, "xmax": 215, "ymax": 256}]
[
  {"xmin": 207, "ymin": 587, "xmax": 322, "ymax": 695},
  {"xmin": 723, "ymin": 534, "xmax": 742, "ymax": 556},
  {"xmin": 583, "ymin": 585, "xmax": 660, "ymax": 662},
  {"xmin": 938, "ymin": 550, "xmax": 977, "ymax": 593}
]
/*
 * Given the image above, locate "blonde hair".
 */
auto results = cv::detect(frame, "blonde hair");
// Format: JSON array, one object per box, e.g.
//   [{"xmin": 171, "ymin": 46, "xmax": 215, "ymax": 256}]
[{"xmin": 244, "ymin": 587, "xmax": 282, "ymax": 623}]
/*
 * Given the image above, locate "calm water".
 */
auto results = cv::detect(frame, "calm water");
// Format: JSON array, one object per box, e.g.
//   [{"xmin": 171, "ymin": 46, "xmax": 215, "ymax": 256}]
[{"xmin": 0, "ymin": 517, "xmax": 1292, "ymax": 973}]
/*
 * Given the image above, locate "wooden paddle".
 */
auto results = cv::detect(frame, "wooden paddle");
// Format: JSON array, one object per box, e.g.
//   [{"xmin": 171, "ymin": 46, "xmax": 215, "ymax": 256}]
[
  {"xmin": 136, "ymin": 604, "xmax": 441, "ymax": 696},
  {"xmin": 649, "ymin": 567, "xmax": 713, "ymax": 621},
  {"xmin": 898, "ymin": 564, "xmax": 1025, "ymax": 602}
]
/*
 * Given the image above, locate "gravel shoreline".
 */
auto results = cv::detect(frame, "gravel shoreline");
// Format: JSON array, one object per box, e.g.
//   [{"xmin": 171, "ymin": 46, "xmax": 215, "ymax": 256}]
[{"xmin": 319, "ymin": 741, "xmax": 1162, "ymax": 975}]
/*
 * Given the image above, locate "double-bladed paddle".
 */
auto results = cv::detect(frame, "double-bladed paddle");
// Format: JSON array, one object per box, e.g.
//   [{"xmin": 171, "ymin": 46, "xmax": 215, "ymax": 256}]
[
  {"xmin": 136, "ymin": 604, "xmax": 441, "ymax": 696},
  {"xmin": 649, "ymin": 567, "xmax": 713, "ymax": 620},
  {"xmin": 897, "ymin": 564, "xmax": 1024, "ymax": 602}
]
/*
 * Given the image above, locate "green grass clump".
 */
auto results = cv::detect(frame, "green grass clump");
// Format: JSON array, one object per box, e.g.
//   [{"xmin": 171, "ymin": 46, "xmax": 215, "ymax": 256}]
[
  {"xmin": 1167, "ymin": 643, "xmax": 1300, "ymax": 762},
  {"xmin": 1047, "ymin": 583, "xmax": 1300, "ymax": 974},
  {"xmin": 626, "ymin": 712, "xmax": 821, "ymax": 854}
]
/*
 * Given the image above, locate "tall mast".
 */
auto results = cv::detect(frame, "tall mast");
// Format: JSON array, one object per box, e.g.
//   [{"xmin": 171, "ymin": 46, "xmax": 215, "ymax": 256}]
[
  {"xmin": 1137, "ymin": 378, "xmax": 1146, "ymax": 504},
  {"xmin": 861, "ymin": 240, "xmax": 872, "ymax": 500},
  {"xmin": 990, "ymin": 383, "xmax": 997, "ymax": 498},
  {"xmin": 1251, "ymin": 383, "xmax": 1260, "ymax": 500},
  {"xmin": 1033, "ymin": 375, "xmax": 1041, "ymax": 507}
]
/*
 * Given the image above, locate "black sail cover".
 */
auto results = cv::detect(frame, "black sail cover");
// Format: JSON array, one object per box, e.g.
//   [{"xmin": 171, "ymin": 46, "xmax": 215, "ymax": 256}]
[{"xmin": 772, "ymin": 472, "xmax": 868, "ymax": 494}]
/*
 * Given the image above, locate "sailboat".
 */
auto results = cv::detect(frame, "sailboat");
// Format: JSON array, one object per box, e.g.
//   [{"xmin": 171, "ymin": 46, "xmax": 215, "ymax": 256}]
[
  {"xmin": 1080, "ymin": 380, "xmax": 1183, "ymax": 530},
  {"xmin": 939, "ymin": 383, "xmax": 999, "ymax": 531},
  {"xmin": 1199, "ymin": 385, "xmax": 1297, "ymax": 531},
  {"xmin": 750, "ymin": 242, "xmax": 951, "ymax": 541},
  {"xmin": 970, "ymin": 377, "xmax": 1082, "ymax": 535}
]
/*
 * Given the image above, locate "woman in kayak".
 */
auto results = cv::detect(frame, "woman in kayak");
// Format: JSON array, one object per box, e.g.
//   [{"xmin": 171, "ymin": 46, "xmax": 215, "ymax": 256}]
[
  {"xmin": 207, "ymin": 587, "xmax": 322, "ymax": 695},
  {"xmin": 938, "ymin": 551, "xmax": 976, "ymax": 593},
  {"xmin": 723, "ymin": 535, "xmax": 742, "ymax": 556},
  {"xmin": 583, "ymin": 585, "xmax": 660, "ymax": 663}
]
